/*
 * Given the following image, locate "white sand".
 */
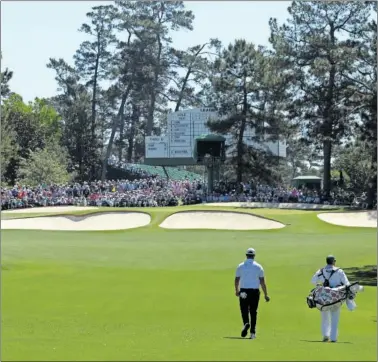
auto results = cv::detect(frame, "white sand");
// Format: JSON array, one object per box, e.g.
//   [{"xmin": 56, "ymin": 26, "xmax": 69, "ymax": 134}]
[
  {"xmin": 317, "ymin": 211, "xmax": 377, "ymax": 228},
  {"xmin": 204, "ymin": 202, "xmax": 342, "ymax": 210},
  {"xmin": 159, "ymin": 211, "xmax": 285, "ymax": 230},
  {"xmin": 2, "ymin": 206, "xmax": 98, "ymax": 214},
  {"xmin": 1, "ymin": 212, "xmax": 151, "ymax": 231}
]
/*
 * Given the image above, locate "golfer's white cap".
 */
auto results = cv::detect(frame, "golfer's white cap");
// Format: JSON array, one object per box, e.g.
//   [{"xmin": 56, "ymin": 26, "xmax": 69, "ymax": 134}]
[{"xmin": 246, "ymin": 248, "xmax": 256, "ymax": 256}]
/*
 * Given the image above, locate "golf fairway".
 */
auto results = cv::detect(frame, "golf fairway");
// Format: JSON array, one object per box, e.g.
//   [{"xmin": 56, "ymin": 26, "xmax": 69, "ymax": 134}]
[{"xmin": 1, "ymin": 207, "xmax": 376, "ymax": 361}]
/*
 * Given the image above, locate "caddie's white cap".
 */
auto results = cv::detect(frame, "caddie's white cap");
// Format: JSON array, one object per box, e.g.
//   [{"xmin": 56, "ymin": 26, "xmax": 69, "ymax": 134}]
[{"xmin": 246, "ymin": 248, "xmax": 256, "ymax": 256}]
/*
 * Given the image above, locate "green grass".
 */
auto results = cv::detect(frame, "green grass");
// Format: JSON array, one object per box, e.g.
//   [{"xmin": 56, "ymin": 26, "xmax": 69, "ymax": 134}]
[{"xmin": 1, "ymin": 206, "xmax": 376, "ymax": 361}]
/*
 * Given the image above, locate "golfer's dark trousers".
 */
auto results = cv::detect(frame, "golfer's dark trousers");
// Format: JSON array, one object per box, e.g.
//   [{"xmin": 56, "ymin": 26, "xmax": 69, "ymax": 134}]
[{"xmin": 239, "ymin": 288, "xmax": 260, "ymax": 333}]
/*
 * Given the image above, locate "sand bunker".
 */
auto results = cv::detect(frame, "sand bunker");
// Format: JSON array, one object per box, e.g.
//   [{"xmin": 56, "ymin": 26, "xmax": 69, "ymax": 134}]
[
  {"xmin": 1, "ymin": 212, "xmax": 151, "ymax": 231},
  {"xmin": 318, "ymin": 211, "xmax": 377, "ymax": 228},
  {"xmin": 159, "ymin": 211, "xmax": 285, "ymax": 230},
  {"xmin": 2, "ymin": 206, "xmax": 98, "ymax": 214}
]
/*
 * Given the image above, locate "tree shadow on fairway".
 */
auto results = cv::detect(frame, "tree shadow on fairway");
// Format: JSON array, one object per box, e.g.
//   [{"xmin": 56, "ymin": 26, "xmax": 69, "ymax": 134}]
[
  {"xmin": 343, "ymin": 265, "xmax": 377, "ymax": 287},
  {"xmin": 300, "ymin": 340, "xmax": 352, "ymax": 344}
]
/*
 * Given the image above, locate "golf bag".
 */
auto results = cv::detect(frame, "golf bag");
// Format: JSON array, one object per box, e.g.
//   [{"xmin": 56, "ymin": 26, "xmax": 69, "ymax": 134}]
[{"xmin": 306, "ymin": 282, "xmax": 363, "ymax": 312}]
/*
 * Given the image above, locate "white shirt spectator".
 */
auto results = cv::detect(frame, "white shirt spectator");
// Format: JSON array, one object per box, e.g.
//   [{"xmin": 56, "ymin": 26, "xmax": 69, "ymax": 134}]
[
  {"xmin": 235, "ymin": 259, "xmax": 264, "ymax": 289},
  {"xmin": 311, "ymin": 266, "xmax": 350, "ymax": 288}
]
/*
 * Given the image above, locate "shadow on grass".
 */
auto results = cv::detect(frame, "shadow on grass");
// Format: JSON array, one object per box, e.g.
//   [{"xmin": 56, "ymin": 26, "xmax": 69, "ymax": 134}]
[
  {"xmin": 343, "ymin": 265, "xmax": 377, "ymax": 287},
  {"xmin": 300, "ymin": 340, "xmax": 352, "ymax": 344},
  {"xmin": 223, "ymin": 337, "xmax": 248, "ymax": 340}
]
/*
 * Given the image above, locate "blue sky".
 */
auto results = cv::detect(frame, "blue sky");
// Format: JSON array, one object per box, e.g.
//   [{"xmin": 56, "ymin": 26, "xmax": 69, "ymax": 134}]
[{"xmin": 1, "ymin": 1, "xmax": 291, "ymax": 103}]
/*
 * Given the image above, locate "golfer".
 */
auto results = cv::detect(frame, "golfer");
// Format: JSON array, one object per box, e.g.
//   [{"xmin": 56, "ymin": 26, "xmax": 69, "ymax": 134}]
[
  {"xmin": 311, "ymin": 255, "xmax": 350, "ymax": 343},
  {"xmin": 234, "ymin": 248, "xmax": 270, "ymax": 339}
]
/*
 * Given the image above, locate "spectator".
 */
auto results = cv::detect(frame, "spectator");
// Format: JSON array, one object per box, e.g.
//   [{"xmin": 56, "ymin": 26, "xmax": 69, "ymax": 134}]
[{"xmin": 0, "ymin": 165, "xmax": 364, "ymax": 211}]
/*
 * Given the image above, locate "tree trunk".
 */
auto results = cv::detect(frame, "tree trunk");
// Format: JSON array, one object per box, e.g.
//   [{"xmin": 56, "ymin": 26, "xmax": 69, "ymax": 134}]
[
  {"xmin": 174, "ymin": 44, "xmax": 207, "ymax": 112},
  {"xmin": 146, "ymin": 93, "xmax": 156, "ymax": 137},
  {"xmin": 127, "ymin": 104, "xmax": 139, "ymax": 163},
  {"xmin": 118, "ymin": 112, "xmax": 125, "ymax": 163},
  {"xmin": 367, "ymin": 145, "xmax": 377, "ymax": 209},
  {"xmin": 291, "ymin": 160, "xmax": 297, "ymax": 181},
  {"xmin": 89, "ymin": 55, "xmax": 100, "ymax": 181},
  {"xmin": 174, "ymin": 67, "xmax": 191, "ymax": 112},
  {"xmin": 236, "ymin": 120, "xmax": 246, "ymax": 184},
  {"xmin": 323, "ymin": 140, "xmax": 332, "ymax": 198},
  {"xmin": 322, "ymin": 25, "xmax": 336, "ymax": 198},
  {"xmin": 146, "ymin": 36, "xmax": 163, "ymax": 136},
  {"xmin": 101, "ymin": 88, "xmax": 130, "ymax": 181},
  {"xmin": 237, "ymin": 77, "xmax": 248, "ymax": 183},
  {"xmin": 92, "ymin": 57, "xmax": 99, "ymax": 142}
]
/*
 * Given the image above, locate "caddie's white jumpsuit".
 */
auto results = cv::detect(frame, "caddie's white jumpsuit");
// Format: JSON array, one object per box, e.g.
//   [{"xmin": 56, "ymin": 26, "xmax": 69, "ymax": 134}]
[{"xmin": 311, "ymin": 266, "xmax": 350, "ymax": 341}]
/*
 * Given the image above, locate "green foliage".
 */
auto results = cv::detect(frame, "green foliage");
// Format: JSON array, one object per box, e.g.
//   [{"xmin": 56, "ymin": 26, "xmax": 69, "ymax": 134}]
[
  {"xmin": 167, "ymin": 39, "xmax": 222, "ymax": 111},
  {"xmin": 74, "ymin": 4, "xmax": 117, "ymax": 178},
  {"xmin": 206, "ymin": 39, "xmax": 290, "ymax": 182},
  {"xmin": 333, "ymin": 142, "xmax": 376, "ymax": 191},
  {"xmin": 16, "ymin": 140, "xmax": 72, "ymax": 186},
  {"xmin": 2, "ymin": 94, "xmax": 61, "ymax": 156},
  {"xmin": 284, "ymin": 135, "xmax": 323, "ymax": 182},
  {"xmin": 74, "ymin": 5, "xmax": 116, "ymax": 85},
  {"xmin": 47, "ymin": 58, "xmax": 98, "ymax": 181},
  {"xmin": 269, "ymin": 1, "xmax": 373, "ymax": 195},
  {"xmin": 1, "ymin": 94, "xmax": 63, "ymax": 182},
  {"xmin": 3, "ymin": 2, "xmax": 376, "ymax": 189},
  {"xmin": 31, "ymin": 97, "xmax": 62, "ymax": 142},
  {"xmin": 0, "ymin": 112, "xmax": 18, "ymax": 178},
  {"xmin": 0, "ymin": 52, "xmax": 13, "ymax": 98}
]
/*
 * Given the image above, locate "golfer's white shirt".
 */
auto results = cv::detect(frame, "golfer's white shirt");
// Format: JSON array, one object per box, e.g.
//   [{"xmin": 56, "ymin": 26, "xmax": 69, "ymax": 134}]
[
  {"xmin": 235, "ymin": 259, "xmax": 264, "ymax": 289},
  {"xmin": 311, "ymin": 266, "xmax": 350, "ymax": 288}
]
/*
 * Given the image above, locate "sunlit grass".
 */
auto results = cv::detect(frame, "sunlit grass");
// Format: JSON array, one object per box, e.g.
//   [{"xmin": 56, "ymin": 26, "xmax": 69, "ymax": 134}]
[{"xmin": 2, "ymin": 207, "xmax": 376, "ymax": 361}]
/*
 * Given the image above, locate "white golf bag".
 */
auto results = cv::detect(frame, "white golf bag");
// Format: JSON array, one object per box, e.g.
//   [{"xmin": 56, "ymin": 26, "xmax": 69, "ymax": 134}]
[{"xmin": 307, "ymin": 282, "xmax": 363, "ymax": 312}]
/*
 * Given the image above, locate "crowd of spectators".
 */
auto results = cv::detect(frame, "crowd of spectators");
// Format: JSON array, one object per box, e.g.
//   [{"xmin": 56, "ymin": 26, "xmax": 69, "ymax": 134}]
[
  {"xmin": 0, "ymin": 178, "xmax": 204, "ymax": 210},
  {"xmin": 0, "ymin": 168, "xmax": 369, "ymax": 211},
  {"xmin": 206, "ymin": 182, "xmax": 358, "ymax": 205}
]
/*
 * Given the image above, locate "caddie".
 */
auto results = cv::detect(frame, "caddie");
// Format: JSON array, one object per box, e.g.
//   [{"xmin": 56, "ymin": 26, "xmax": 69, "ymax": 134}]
[{"xmin": 311, "ymin": 255, "xmax": 350, "ymax": 343}]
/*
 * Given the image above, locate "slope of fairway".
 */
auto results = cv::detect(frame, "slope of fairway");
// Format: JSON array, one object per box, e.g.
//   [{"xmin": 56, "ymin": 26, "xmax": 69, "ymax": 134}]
[
  {"xmin": 159, "ymin": 211, "xmax": 285, "ymax": 230},
  {"xmin": 1, "ymin": 207, "xmax": 376, "ymax": 361},
  {"xmin": 318, "ymin": 211, "xmax": 377, "ymax": 228},
  {"xmin": 1, "ymin": 212, "xmax": 151, "ymax": 231}
]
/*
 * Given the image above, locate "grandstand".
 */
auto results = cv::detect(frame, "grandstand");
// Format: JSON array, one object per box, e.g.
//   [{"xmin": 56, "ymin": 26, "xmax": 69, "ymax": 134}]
[
  {"xmin": 107, "ymin": 162, "xmax": 202, "ymax": 182},
  {"xmin": 129, "ymin": 164, "xmax": 202, "ymax": 181}
]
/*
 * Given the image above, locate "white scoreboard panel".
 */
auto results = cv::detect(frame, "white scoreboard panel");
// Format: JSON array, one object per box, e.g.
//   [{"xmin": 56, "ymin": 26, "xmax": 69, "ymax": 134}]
[
  {"xmin": 169, "ymin": 148, "xmax": 192, "ymax": 158},
  {"xmin": 145, "ymin": 136, "xmax": 169, "ymax": 158},
  {"xmin": 145, "ymin": 108, "xmax": 287, "ymax": 159}
]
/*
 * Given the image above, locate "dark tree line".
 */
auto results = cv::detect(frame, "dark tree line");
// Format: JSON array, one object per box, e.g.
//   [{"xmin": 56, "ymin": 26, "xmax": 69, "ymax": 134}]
[{"xmin": 1, "ymin": 1, "xmax": 376, "ymax": 206}]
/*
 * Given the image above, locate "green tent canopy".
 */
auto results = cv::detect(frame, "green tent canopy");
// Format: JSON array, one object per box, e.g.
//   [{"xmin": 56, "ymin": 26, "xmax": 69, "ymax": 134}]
[
  {"xmin": 195, "ymin": 134, "xmax": 226, "ymax": 142},
  {"xmin": 193, "ymin": 134, "xmax": 226, "ymax": 161},
  {"xmin": 292, "ymin": 175, "xmax": 322, "ymax": 190}
]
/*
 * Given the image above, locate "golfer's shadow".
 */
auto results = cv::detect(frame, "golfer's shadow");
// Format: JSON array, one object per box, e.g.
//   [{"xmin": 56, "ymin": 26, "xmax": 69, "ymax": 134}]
[
  {"xmin": 300, "ymin": 340, "xmax": 352, "ymax": 344},
  {"xmin": 223, "ymin": 336, "xmax": 249, "ymax": 340},
  {"xmin": 225, "ymin": 337, "xmax": 352, "ymax": 344}
]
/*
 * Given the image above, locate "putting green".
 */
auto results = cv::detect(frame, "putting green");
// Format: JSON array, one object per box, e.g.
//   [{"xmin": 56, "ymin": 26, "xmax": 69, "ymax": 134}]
[{"xmin": 2, "ymin": 206, "xmax": 376, "ymax": 361}]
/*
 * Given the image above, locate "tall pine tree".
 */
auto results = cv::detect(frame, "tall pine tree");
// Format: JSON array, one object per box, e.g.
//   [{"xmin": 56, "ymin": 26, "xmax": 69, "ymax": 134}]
[{"xmin": 269, "ymin": 1, "xmax": 373, "ymax": 196}]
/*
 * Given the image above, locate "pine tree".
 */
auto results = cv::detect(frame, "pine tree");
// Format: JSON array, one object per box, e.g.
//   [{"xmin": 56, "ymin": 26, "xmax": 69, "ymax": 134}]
[{"xmin": 269, "ymin": 1, "xmax": 373, "ymax": 196}]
